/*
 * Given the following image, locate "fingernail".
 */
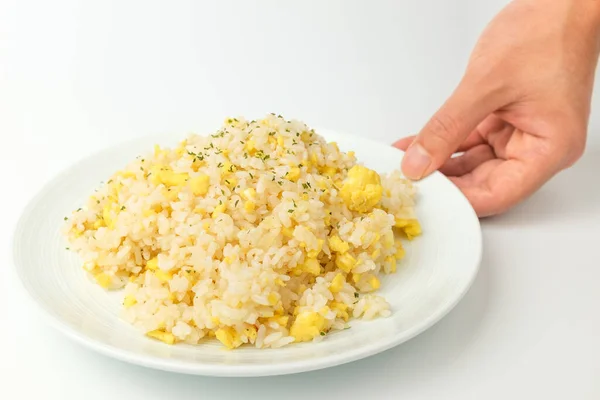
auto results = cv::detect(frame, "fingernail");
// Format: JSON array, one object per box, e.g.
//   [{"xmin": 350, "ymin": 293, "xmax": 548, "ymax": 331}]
[{"xmin": 402, "ymin": 144, "xmax": 432, "ymax": 180}]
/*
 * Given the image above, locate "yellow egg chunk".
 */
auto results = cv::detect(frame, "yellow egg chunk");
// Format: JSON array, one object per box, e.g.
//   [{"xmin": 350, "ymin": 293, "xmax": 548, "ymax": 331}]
[
  {"xmin": 330, "ymin": 301, "xmax": 350, "ymax": 321},
  {"xmin": 212, "ymin": 203, "xmax": 227, "ymax": 218},
  {"xmin": 290, "ymin": 311, "xmax": 325, "ymax": 342},
  {"xmin": 124, "ymin": 295, "xmax": 137, "ymax": 308},
  {"xmin": 394, "ymin": 218, "xmax": 422, "ymax": 240},
  {"xmin": 321, "ymin": 166, "xmax": 337, "ymax": 178},
  {"xmin": 102, "ymin": 205, "xmax": 115, "ymax": 230},
  {"xmin": 335, "ymin": 253, "xmax": 356, "ymax": 273},
  {"xmin": 301, "ymin": 258, "xmax": 321, "ymax": 275},
  {"xmin": 244, "ymin": 200, "xmax": 255, "ymax": 212},
  {"xmin": 152, "ymin": 166, "xmax": 189, "ymax": 188},
  {"xmin": 146, "ymin": 257, "xmax": 159, "ymax": 271},
  {"xmin": 328, "ymin": 235, "xmax": 349, "ymax": 254},
  {"xmin": 94, "ymin": 272, "xmax": 112, "ymax": 288},
  {"xmin": 189, "ymin": 174, "xmax": 210, "ymax": 196},
  {"xmin": 369, "ymin": 276, "xmax": 381, "ymax": 290},
  {"xmin": 215, "ymin": 327, "xmax": 242, "ymax": 350},
  {"xmin": 155, "ymin": 269, "xmax": 173, "ymax": 282},
  {"xmin": 244, "ymin": 326, "xmax": 258, "ymax": 341},
  {"xmin": 147, "ymin": 329, "xmax": 176, "ymax": 345},
  {"xmin": 339, "ymin": 165, "xmax": 383, "ymax": 212},
  {"xmin": 287, "ymin": 167, "xmax": 301, "ymax": 182},
  {"xmin": 330, "ymin": 273, "xmax": 345, "ymax": 293},
  {"xmin": 267, "ymin": 292, "xmax": 279, "ymax": 305}
]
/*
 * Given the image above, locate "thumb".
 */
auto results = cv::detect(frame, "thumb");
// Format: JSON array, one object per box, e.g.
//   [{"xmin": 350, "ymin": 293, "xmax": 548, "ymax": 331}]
[{"xmin": 402, "ymin": 80, "xmax": 505, "ymax": 180}]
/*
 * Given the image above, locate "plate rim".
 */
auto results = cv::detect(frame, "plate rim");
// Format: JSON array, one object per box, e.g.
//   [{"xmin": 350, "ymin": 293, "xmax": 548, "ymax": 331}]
[{"xmin": 11, "ymin": 127, "xmax": 482, "ymax": 377}]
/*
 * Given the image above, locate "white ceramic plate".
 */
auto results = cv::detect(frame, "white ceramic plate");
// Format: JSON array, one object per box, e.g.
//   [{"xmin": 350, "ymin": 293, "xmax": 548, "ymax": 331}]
[{"xmin": 12, "ymin": 128, "xmax": 481, "ymax": 377}]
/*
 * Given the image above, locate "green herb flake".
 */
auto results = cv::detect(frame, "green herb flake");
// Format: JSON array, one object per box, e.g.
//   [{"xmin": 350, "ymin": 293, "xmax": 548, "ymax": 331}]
[
  {"xmin": 288, "ymin": 209, "xmax": 294, "ymax": 213},
  {"xmin": 235, "ymin": 199, "xmax": 240, "ymax": 207},
  {"xmin": 320, "ymin": 331, "xmax": 326, "ymax": 336},
  {"xmin": 354, "ymin": 292, "xmax": 359, "ymax": 298},
  {"xmin": 120, "ymin": 206, "xmax": 126, "ymax": 211},
  {"xmin": 63, "ymin": 216, "xmax": 68, "ymax": 221}
]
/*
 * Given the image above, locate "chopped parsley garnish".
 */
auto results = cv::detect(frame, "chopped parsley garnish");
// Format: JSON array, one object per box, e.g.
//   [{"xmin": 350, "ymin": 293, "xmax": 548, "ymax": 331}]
[
  {"xmin": 235, "ymin": 199, "xmax": 240, "ymax": 207},
  {"xmin": 354, "ymin": 292, "xmax": 359, "ymax": 298},
  {"xmin": 120, "ymin": 206, "xmax": 126, "ymax": 211},
  {"xmin": 288, "ymin": 209, "xmax": 294, "ymax": 213},
  {"xmin": 217, "ymin": 162, "xmax": 223, "ymax": 168},
  {"xmin": 249, "ymin": 172, "xmax": 254, "ymax": 179},
  {"xmin": 320, "ymin": 331, "xmax": 326, "ymax": 336},
  {"xmin": 63, "ymin": 217, "xmax": 68, "ymax": 221}
]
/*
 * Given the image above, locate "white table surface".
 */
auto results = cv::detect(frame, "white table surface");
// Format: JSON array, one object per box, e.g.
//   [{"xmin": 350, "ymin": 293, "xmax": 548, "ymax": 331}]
[{"xmin": 2, "ymin": 1, "xmax": 599, "ymax": 398}]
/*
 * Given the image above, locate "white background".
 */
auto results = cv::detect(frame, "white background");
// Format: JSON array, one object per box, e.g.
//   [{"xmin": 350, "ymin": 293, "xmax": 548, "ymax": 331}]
[{"xmin": 1, "ymin": 1, "xmax": 599, "ymax": 399}]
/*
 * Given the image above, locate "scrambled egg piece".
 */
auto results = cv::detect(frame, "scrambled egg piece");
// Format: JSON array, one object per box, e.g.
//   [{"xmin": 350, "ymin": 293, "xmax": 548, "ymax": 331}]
[
  {"xmin": 94, "ymin": 273, "xmax": 112, "ymax": 288},
  {"xmin": 290, "ymin": 311, "xmax": 325, "ymax": 342},
  {"xmin": 150, "ymin": 166, "xmax": 188, "ymax": 187},
  {"xmin": 328, "ymin": 235, "xmax": 349, "ymax": 254},
  {"xmin": 189, "ymin": 174, "xmax": 210, "ymax": 196},
  {"xmin": 330, "ymin": 273, "xmax": 345, "ymax": 293},
  {"xmin": 215, "ymin": 327, "xmax": 242, "ymax": 349},
  {"xmin": 147, "ymin": 329, "xmax": 176, "ymax": 345},
  {"xmin": 339, "ymin": 165, "xmax": 383, "ymax": 212},
  {"xmin": 335, "ymin": 253, "xmax": 356, "ymax": 273},
  {"xmin": 287, "ymin": 167, "xmax": 301, "ymax": 182},
  {"xmin": 123, "ymin": 295, "xmax": 137, "ymax": 307},
  {"xmin": 394, "ymin": 218, "xmax": 422, "ymax": 240},
  {"xmin": 146, "ymin": 257, "xmax": 159, "ymax": 271}
]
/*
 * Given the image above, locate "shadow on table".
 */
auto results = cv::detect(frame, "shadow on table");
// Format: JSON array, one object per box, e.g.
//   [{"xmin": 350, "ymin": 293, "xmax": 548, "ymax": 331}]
[{"xmin": 484, "ymin": 147, "xmax": 600, "ymax": 228}]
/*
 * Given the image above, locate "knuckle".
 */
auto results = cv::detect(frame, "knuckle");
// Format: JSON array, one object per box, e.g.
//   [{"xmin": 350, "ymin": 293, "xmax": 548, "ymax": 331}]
[{"xmin": 424, "ymin": 112, "xmax": 461, "ymax": 148}]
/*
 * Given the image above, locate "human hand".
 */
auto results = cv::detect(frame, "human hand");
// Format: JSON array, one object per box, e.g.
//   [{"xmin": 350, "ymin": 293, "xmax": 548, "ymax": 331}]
[{"xmin": 394, "ymin": 0, "xmax": 600, "ymax": 217}]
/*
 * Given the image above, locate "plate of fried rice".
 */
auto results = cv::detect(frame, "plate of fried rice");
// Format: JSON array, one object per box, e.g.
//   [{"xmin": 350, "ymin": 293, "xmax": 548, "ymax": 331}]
[{"xmin": 12, "ymin": 114, "xmax": 481, "ymax": 376}]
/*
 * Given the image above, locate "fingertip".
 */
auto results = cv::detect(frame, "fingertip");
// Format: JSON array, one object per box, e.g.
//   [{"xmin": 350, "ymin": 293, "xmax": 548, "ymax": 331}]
[
  {"xmin": 401, "ymin": 143, "xmax": 432, "ymax": 180},
  {"xmin": 392, "ymin": 136, "xmax": 416, "ymax": 151}
]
